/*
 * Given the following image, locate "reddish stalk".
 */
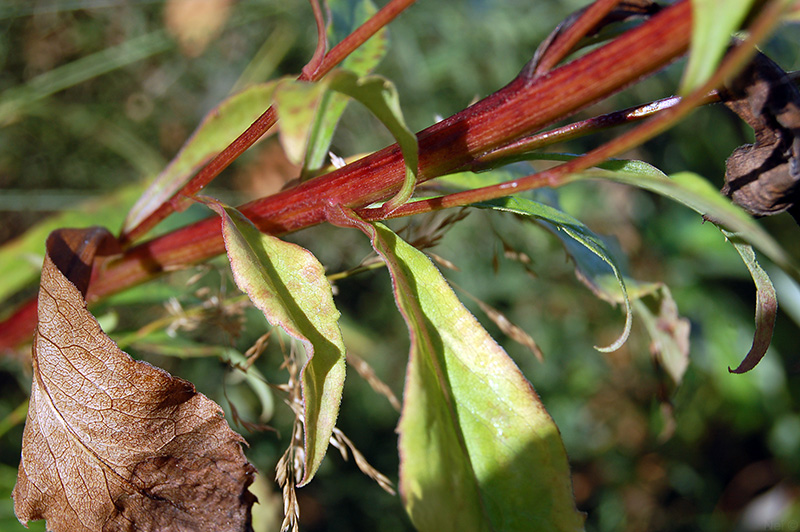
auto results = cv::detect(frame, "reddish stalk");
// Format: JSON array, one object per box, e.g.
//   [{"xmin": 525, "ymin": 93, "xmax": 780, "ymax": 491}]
[
  {"xmin": 532, "ymin": 0, "xmax": 624, "ymax": 75},
  {"xmin": 301, "ymin": 0, "xmax": 329, "ymax": 80},
  {"xmin": 1, "ymin": 0, "xmax": 694, "ymax": 351},
  {"xmin": 360, "ymin": 0, "xmax": 788, "ymax": 221},
  {"xmin": 121, "ymin": 0, "xmax": 417, "ymax": 245}
]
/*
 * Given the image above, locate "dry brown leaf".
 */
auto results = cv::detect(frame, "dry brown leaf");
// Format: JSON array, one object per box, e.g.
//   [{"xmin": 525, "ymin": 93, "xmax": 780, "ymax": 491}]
[{"xmin": 13, "ymin": 228, "xmax": 256, "ymax": 532}]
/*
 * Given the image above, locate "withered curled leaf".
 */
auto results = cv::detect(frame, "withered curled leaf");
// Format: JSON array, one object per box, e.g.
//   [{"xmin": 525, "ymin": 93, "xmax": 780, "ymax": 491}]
[
  {"xmin": 719, "ymin": 43, "xmax": 800, "ymax": 219},
  {"xmin": 13, "ymin": 228, "xmax": 255, "ymax": 532}
]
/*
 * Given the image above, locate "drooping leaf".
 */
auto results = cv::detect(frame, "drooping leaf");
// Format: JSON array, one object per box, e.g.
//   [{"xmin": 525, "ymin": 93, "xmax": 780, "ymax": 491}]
[
  {"xmin": 122, "ymin": 82, "xmax": 278, "ymax": 236},
  {"xmin": 477, "ymin": 195, "xmax": 632, "ymax": 353},
  {"xmin": 572, "ymin": 169, "xmax": 798, "ymax": 277},
  {"xmin": 326, "ymin": 205, "xmax": 585, "ymax": 532},
  {"xmin": 681, "ymin": 0, "xmax": 755, "ymax": 94},
  {"xmin": 723, "ymin": 231, "xmax": 778, "ymax": 373},
  {"xmin": 206, "ymin": 200, "xmax": 346, "ymax": 485},
  {"xmin": 13, "ymin": 228, "xmax": 255, "ymax": 532},
  {"xmin": 327, "ymin": 70, "xmax": 418, "ymax": 210}
]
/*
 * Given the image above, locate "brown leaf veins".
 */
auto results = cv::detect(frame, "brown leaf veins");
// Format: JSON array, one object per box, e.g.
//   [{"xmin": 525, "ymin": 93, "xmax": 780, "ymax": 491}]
[{"xmin": 13, "ymin": 228, "xmax": 256, "ymax": 532}]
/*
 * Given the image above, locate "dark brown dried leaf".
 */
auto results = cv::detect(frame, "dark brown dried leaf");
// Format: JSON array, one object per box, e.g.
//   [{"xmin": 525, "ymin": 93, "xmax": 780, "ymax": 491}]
[
  {"xmin": 13, "ymin": 228, "xmax": 255, "ymax": 532},
  {"xmin": 719, "ymin": 43, "xmax": 800, "ymax": 218}
]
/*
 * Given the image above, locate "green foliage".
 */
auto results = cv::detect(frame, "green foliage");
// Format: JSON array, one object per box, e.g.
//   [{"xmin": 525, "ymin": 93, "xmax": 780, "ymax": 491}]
[
  {"xmin": 209, "ymin": 201, "xmax": 346, "ymax": 485},
  {"xmin": 1, "ymin": 1, "xmax": 800, "ymax": 532},
  {"xmin": 724, "ymin": 231, "xmax": 778, "ymax": 374},
  {"xmin": 124, "ymin": 83, "xmax": 278, "ymax": 234},
  {"xmin": 328, "ymin": 206, "xmax": 585, "ymax": 531},
  {"xmin": 475, "ymin": 195, "xmax": 633, "ymax": 353},
  {"xmin": 681, "ymin": 0, "xmax": 756, "ymax": 93}
]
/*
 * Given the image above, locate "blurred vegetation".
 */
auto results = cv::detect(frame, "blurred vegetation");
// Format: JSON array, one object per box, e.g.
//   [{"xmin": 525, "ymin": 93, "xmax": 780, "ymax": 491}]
[{"xmin": 1, "ymin": 1, "xmax": 800, "ymax": 531}]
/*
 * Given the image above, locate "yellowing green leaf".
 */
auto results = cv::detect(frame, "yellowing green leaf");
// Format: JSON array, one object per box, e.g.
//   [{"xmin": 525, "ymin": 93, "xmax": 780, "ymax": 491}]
[
  {"xmin": 326, "ymin": 205, "xmax": 584, "ymax": 532},
  {"xmin": 680, "ymin": 0, "xmax": 755, "ymax": 94},
  {"xmin": 123, "ymin": 82, "xmax": 278, "ymax": 236},
  {"xmin": 207, "ymin": 200, "xmax": 346, "ymax": 485},
  {"xmin": 273, "ymin": 80, "xmax": 329, "ymax": 165}
]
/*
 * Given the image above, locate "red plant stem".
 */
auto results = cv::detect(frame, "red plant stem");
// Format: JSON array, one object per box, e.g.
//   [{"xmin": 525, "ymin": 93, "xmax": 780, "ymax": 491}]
[
  {"xmin": 533, "ymin": 0, "xmax": 624, "ymax": 75},
  {"xmin": 469, "ymin": 95, "xmax": 686, "ymax": 170},
  {"xmin": 360, "ymin": 0, "xmax": 788, "ymax": 221},
  {"xmin": 92, "ymin": 1, "xmax": 692, "ymax": 291},
  {"xmin": 301, "ymin": 0, "xmax": 328, "ymax": 80},
  {"xmin": 0, "ymin": 0, "xmax": 693, "ymax": 351},
  {"xmin": 121, "ymin": 0, "xmax": 417, "ymax": 245}
]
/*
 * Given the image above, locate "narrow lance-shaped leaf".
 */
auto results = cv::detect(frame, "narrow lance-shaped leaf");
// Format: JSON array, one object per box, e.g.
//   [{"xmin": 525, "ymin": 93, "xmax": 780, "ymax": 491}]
[
  {"xmin": 13, "ymin": 227, "xmax": 255, "ymax": 532},
  {"xmin": 723, "ymin": 231, "xmax": 778, "ymax": 374},
  {"xmin": 568, "ymin": 167, "xmax": 799, "ymax": 278},
  {"xmin": 205, "ymin": 199, "xmax": 346, "ymax": 485},
  {"xmin": 476, "ymin": 195, "xmax": 633, "ymax": 353},
  {"xmin": 123, "ymin": 82, "xmax": 278, "ymax": 236},
  {"xmin": 470, "ymin": 183, "xmax": 689, "ymax": 381},
  {"xmin": 326, "ymin": 204, "xmax": 584, "ymax": 532},
  {"xmin": 570, "ymin": 167, "xmax": 795, "ymax": 372}
]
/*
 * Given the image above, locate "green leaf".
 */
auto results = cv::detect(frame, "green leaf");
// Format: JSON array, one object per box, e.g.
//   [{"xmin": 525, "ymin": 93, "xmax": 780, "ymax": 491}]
[
  {"xmin": 206, "ymin": 200, "xmax": 346, "ymax": 485},
  {"xmin": 723, "ymin": 231, "xmax": 778, "ymax": 374},
  {"xmin": 571, "ymin": 169, "xmax": 799, "ymax": 277},
  {"xmin": 680, "ymin": 0, "xmax": 755, "ymax": 94},
  {"xmin": 274, "ymin": 69, "xmax": 417, "ymax": 207},
  {"xmin": 477, "ymin": 195, "xmax": 632, "ymax": 353},
  {"xmin": 122, "ymin": 82, "xmax": 278, "ymax": 235},
  {"xmin": 329, "ymin": 0, "xmax": 389, "ymax": 75},
  {"xmin": 564, "ymin": 162, "xmax": 793, "ymax": 373},
  {"xmin": 273, "ymin": 79, "xmax": 329, "ymax": 165},
  {"xmin": 326, "ymin": 70, "xmax": 417, "ymax": 211},
  {"xmin": 326, "ymin": 205, "xmax": 584, "ymax": 532}
]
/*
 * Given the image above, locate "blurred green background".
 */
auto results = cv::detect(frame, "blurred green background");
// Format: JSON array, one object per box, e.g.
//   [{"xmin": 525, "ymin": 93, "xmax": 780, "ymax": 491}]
[{"xmin": 1, "ymin": 1, "xmax": 800, "ymax": 531}]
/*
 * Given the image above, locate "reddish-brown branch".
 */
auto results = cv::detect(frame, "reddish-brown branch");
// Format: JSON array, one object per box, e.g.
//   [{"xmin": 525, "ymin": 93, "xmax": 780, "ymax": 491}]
[
  {"xmin": 121, "ymin": 0, "xmax": 417, "ymax": 245},
  {"xmin": 360, "ymin": 0, "xmax": 789, "ymax": 221},
  {"xmin": 532, "ymin": 0, "xmax": 624, "ymax": 75},
  {"xmin": 0, "ymin": 0, "xmax": 693, "ymax": 351},
  {"xmin": 301, "ymin": 0, "xmax": 329, "ymax": 80}
]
